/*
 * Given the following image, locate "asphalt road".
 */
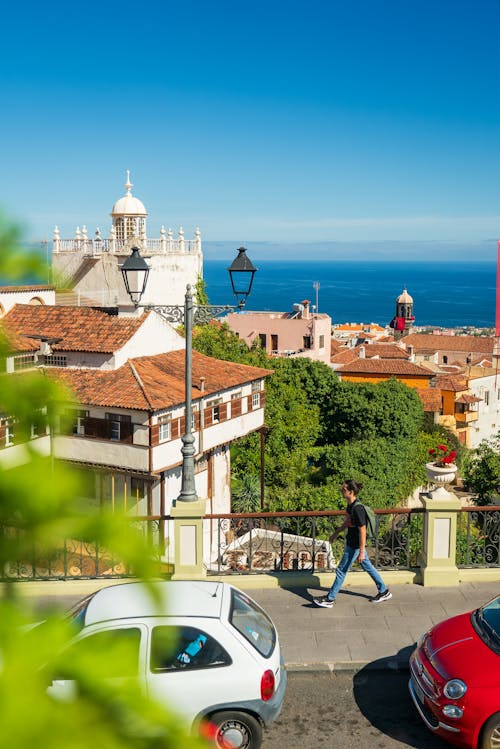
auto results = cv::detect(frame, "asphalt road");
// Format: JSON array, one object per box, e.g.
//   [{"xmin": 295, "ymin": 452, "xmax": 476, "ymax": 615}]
[{"xmin": 261, "ymin": 670, "xmax": 448, "ymax": 749}]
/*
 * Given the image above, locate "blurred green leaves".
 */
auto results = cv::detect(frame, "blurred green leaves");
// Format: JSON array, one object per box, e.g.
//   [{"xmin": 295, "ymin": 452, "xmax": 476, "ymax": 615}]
[{"xmin": 0, "ymin": 216, "xmax": 206, "ymax": 749}]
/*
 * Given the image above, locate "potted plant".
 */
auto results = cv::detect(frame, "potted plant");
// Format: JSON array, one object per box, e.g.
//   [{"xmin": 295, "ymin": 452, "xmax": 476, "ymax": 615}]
[{"xmin": 426, "ymin": 443, "xmax": 458, "ymax": 484}]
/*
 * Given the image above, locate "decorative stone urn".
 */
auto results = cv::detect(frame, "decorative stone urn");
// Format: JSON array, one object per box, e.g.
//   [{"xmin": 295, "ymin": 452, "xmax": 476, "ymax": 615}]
[{"xmin": 425, "ymin": 462, "xmax": 457, "ymax": 485}]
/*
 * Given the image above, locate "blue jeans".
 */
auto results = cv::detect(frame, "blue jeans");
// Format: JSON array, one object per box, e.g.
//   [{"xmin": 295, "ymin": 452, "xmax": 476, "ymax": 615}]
[{"xmin": 326, "ymin": 545, "xmax": 386, "ymax": 602}]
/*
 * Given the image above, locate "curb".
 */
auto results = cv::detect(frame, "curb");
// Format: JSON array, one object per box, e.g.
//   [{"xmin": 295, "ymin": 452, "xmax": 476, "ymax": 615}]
[{"xmin": 285, "ymin": 658, "xmax": 410, "ymax": 674}]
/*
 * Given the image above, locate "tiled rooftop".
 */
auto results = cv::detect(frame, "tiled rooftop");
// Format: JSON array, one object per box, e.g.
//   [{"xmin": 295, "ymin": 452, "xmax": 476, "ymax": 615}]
[
  {"xmin": 404, "ymin": 333, "xmax": 494, "ymax": 354},
  {"xmin": 337, "ymin": 358, "xmax": 434, "ymax": 376},
  {"xmin": 51, "ymin": 350, "xmax": 273, "ymax": 411},
  {"xmin": 2, "ymin": 304, "xmax": 146, "ymax": 354}
]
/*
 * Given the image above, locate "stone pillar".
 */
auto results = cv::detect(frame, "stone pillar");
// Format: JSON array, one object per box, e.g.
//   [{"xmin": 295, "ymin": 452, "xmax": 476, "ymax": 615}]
[
  {"xmin": 420, "ymin": 485, "xmax": 460, "ymax": 586},
  {"xmin": 170, "ymin": 497, "xmax": 206, "ymax": 580}
]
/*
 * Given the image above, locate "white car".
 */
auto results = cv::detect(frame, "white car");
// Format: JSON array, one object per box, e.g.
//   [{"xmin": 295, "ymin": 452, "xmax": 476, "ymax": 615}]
[{"xmin": 48, "ymin": 580, "xmax": 287, "ymax": 749}]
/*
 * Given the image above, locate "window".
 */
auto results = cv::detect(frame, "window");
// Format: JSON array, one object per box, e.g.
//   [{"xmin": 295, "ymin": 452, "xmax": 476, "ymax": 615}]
[
  {"xmin": 251, "ymin": 381, "xmax": 261, "ymax": 392},
  {"xmin": 71, "ymin": 409, "xmax": 88, "ymax": 436},
  {"xmin": 485, "ymin": 391, "xmax": 490, "ymax": 406},
  {"xmin": 105, "ymin": 413, "xmax": 132, "ymax": 441},
  {"xmin": 229, "ymin": 589, "xmax": 276, "ymax": 658},
  {"xmin": 443, "ymin": 355, "xmax": 448, "ymax": 364},
  {"xmin": 231, "ymin": 391, "xmax": 242, "ymax": 401},
  {"xmin": 303, "ymin": 336, "xmax": 312, "ymax": 350},
  {"xmin": 43, "ymin": 355, "xmax": 67, "ymax": 367},
  {"xmin": 5, "ymin": 421, "xmax": 14, "ymax": 447},
  {"xmin": 63, "ymin": 628, "xmax": 141, "ymax": 679},
  {"xmin": 319, "ymin": 335, "xmax": 325, "ymax": 349},
  {"xmin": 13, "ymin": 354, "xmax": 36, "ymax": 371},
  {"xmin": 258, "ymin": 333, "xmax": 267, "ymax": 349},
  {"xmin": 252, "ymin": 392, "xmax": 261, "ymax": 409},
  {"xmin": 158, "ymin": 416, "xmax": 171, "ymax": 442},
  {"xmin": 207, "ymin": 398, "xmax": 222, "ymax": 424},
  {"xmin": 271, "ymin": 334, "xmax": 278, "ymax": 352},
  {"xmin": 150, "ymin": 626, "xmax": 231, "ymax": 672}
]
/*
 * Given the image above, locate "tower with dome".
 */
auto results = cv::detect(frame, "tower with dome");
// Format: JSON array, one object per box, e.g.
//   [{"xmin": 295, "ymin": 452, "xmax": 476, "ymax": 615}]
[
  {"xmin": 390, "ymin": 287, "xmax": 415, "ymax": 340},
  {"xmin": 51, "ymin": 172, "xmax": 203, "ymax": 309}
]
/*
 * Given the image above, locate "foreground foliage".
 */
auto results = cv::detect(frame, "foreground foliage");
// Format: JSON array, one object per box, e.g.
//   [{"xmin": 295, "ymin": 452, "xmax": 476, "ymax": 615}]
[{"xmin": 0, "ymin": 220, "xmax": 205, "ymax": 749}]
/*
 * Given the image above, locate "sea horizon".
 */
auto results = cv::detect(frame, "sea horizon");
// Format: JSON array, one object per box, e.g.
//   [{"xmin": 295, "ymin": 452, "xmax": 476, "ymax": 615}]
[{"xmin": 204, "ymin": 258, "xmax": 497, "ymax": 330}]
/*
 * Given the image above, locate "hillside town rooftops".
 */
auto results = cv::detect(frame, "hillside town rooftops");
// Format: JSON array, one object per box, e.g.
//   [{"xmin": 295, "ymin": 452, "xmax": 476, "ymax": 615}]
[{"xmin": 404, "ymin": 333, "xmax": 494, "ymax": 354}]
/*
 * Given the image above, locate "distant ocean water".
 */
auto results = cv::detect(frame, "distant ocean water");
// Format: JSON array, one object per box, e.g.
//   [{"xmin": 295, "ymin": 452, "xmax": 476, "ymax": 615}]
[{"xmin": 204, "ymin": 260, "xmax": 497, "ymax": 329}]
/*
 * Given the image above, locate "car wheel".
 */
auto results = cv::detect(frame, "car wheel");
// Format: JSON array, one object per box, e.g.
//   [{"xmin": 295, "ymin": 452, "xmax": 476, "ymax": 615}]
[
  {"xmin": 208, "ymin": 710, "xmax": 263, "ymax": 749},
  {"xmin": 480, "ymin": 712, "xmax": 500, "ymax": 749}
]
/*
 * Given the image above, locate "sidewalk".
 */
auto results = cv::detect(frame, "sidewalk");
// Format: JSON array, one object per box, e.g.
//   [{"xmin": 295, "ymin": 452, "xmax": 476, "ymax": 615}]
[
  {"xmin": 11, "ymin": 577, "xmax": 499, "ymax": 673},
  {"xmin": 248, "ymin": 579, "xmax": 500, "ymax": 672}
]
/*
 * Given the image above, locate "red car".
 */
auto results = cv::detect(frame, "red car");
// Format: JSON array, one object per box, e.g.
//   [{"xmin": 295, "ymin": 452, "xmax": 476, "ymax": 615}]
[{"xmin": 409, "ymin": 594, "xmax": 500, "ymax": 749}]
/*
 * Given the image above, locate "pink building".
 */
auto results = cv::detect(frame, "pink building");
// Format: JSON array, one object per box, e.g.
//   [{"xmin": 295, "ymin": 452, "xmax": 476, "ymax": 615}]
[{"xmin": 226, "ymin": 299, "xmax": 332, "ymax": 366}]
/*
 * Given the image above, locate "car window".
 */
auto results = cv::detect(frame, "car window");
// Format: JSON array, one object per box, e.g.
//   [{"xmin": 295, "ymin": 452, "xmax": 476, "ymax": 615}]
[
  {"xmin": 474, "ymin": 596, "xmax": 500, "ymax": 653},
  {"xmin": 60, "ymin": 628, "xmax": 142, "ymax": 679},
  {"xmin": 150, "ymin": 625, "xmax": 232, "ymax": 672},
  {"xmin": 229, "ymin": 589, "xmax": 276, "ymax": 658}
]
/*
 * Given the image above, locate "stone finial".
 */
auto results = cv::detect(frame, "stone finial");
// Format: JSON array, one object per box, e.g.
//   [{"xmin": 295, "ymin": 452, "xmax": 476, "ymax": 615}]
[
  {"xmin": 95, "ymin": 227, "xmax": 102, "ymax": 239},
  {"xmin": 125, "ymin": 169, "xmax": 133, "ymax": 195},
  {"xmin": 75, "ymin": 226, "xmax": 81, "ymax": 239},
  {"xmin": 82, "ymin": 225, "xmax": 88, "ymax": 239},
  {"xmin": 53, "ymin": 225, "xmax": 60, "ymax": 240}
]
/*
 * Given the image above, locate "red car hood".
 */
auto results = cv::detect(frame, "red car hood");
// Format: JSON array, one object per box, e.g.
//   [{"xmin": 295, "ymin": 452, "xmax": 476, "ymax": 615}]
[{"xmin": 425, "ymin": 611, "xmax": 500, "ymax": 687}]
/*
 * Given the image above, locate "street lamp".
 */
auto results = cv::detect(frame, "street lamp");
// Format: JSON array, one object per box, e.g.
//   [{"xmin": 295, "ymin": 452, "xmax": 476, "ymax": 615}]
[{"xmin": 120, "ymin": 245, "xmax": 257, "ymax": 504}]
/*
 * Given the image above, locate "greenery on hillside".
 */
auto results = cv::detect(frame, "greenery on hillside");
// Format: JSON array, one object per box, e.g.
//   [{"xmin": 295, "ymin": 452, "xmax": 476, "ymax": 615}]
[{"xmin": 193, "ymin": 320, "xmax": 462, "ymax": 511}]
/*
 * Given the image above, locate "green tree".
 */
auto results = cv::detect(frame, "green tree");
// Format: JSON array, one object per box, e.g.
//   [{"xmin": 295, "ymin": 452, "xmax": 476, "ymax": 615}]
[
  {"xmin": 0, "ymin": 219, "xmax": 204, "ymax": 749},
  {"xmin": 324, "ymin": 378, "xmax": 424, "ymax": 444},
  {"xmin": 462, "ymin": 434, "xmax": 500, "ymax": 504}
]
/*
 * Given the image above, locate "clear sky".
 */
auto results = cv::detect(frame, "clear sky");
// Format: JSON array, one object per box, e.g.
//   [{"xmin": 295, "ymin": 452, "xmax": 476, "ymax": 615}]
[{"xmin": 3, "ymin": 0, "xmax": 500, "ymax": 256}]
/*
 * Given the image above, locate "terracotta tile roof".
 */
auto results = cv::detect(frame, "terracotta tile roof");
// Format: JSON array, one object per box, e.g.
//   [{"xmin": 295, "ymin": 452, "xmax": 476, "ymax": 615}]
[
  {"xmin": 2, "ymin": 304, "xmax": 146, "ymax": 354},
  {"xmin": 404, "ymin": 333, "xmax": 494, "ymax": 354},
  {"xmin": 330, "ymin": 340, "xmax": 344, "ymax": 356},
  {"xmin": 0, "ymin": 285, "xmax": 54, "ymax": 293},
  {"xmin": 455, "ymin": 393, "xmax": 482, "ymax": 404},
  {"xmin": 337, "ymin": 359, "xmax": 433, "ymax": 377},
  {"xmin": 435, "ymin": 374, "xmax": 468, "ymax": 392},
  {"xmin": 418, "ymin": 388, "xmax": 442, "ymax": 411},
  {"xmin": 331, "ymin": 349, "xmax": 359, "ymax": 365},
  {"xmin": 50, "ymin": 351, "xmax": 273, "ymax": 411},
  {"xmin": 362, "ymin": 343, "xmax": 410, "ymax": 359}
]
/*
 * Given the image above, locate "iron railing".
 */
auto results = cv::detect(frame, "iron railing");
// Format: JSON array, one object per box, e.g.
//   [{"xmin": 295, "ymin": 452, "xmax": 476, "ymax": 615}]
[
  {"xmin": 204, "ymin": 508, "xmax": 424, "ymax": 575},
  {"xmin": 457, "ymin": 505, "xmax": 500, "ymax": 567}
]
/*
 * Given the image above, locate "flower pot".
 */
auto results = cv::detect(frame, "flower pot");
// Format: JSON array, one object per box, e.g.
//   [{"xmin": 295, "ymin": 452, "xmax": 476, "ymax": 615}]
[{"xmin": 425, "ymin": 462, "xmax": 457, "ymax": 485}]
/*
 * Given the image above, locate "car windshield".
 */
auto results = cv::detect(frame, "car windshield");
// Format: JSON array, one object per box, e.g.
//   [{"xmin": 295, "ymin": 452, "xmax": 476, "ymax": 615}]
[
  {"xmin": 473, "ymin": 595, "xmax": 500, "ymax": 654},
  {"xmin": 229, "ymin": 589, "xmax": 276, "ymax": 658}
]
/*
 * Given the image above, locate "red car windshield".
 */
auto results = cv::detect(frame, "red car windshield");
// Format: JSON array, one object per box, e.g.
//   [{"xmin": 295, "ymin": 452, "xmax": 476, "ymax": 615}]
[{"xmin": 472, "ymin": 595, "xmax": 500, "ymax": 655}]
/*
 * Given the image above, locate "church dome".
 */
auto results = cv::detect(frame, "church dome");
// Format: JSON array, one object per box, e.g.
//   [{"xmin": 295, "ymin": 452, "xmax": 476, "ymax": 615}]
[
  {"xmin": 397, "ymin": 287, "xmax": 413, "ymax": 304},
  {"xmin": 111, "ymin": 171, "xmax": 147, "ymax": 217}
]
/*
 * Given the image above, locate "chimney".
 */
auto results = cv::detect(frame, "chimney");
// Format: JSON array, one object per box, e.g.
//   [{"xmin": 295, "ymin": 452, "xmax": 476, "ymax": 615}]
[
  {"xmin": 359, "ymin": 346, "xmax": 365, "ymax": 359},
  {"xmin": 301, "ymin": 299, "xmax": 310, "ymax": 320}
]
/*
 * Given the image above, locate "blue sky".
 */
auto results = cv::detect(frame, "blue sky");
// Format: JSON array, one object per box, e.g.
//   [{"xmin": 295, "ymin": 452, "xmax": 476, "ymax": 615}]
[{"xmin": 3, "ymin": 0, "xmax": 500, "ymax": 257}]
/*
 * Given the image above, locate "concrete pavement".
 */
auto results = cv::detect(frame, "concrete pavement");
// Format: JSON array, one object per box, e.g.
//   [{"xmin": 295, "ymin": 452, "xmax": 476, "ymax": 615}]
[
  {"xmin": 10, "ymin": 576, "xmax": 499, "ymax": 673},
  {"xmin": 249, "ymin": 579, "xmax": 499, "ymax": 672}
]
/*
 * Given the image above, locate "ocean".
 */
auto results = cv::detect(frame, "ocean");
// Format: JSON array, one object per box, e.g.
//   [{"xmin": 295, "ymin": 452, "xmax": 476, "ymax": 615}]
[{"xmin": 204, "ymin": 260, "xmax": 497, "ymax": 329}]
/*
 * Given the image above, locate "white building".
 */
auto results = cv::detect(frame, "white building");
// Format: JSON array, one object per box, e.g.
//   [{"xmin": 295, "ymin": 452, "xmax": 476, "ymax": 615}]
[
  {"xmin": 51, "ymin": 171, "xmax": 203, "ymax": 309},
  {"xmin": 0, "ymin": 304, "xmax": 271, "ymax": 567}
]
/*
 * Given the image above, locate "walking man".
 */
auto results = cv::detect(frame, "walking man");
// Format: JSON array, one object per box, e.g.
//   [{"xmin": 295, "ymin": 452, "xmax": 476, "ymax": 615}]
[{"xmin": 313, "ymin": 479, "xmax": 392, "ymax": 608}]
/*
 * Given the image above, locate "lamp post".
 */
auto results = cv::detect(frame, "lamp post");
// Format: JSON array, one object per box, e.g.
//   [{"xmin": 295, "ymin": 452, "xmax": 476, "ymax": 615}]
[{"xmin": 120, "ymin": 245, "xmax": 257, "ymax": 507}]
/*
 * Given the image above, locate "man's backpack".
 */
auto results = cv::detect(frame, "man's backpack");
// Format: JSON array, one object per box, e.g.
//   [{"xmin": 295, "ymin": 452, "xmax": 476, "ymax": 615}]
[{"xmin": 353, "ymin": 500, "xmax": 379, "ymax": 542}]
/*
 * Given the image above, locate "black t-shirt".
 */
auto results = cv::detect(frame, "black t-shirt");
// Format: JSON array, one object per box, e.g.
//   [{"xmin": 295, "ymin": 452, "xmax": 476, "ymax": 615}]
[{"xmin": 345, "ymin": 501, "xmax": 367, "ymax": 549}]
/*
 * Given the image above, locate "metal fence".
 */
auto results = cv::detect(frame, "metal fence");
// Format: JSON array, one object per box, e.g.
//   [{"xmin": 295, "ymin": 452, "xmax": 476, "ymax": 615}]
[
  {"xmin": 457, "ymin": 505, "xmax": 500, "ymax": 567},
  {"xmin": 204, "ymin": 508, "xmax": 424, "ymax": 575},
  {"xmin": 3, "ymin": 505, "xmax": 499, "ymax": 581}
]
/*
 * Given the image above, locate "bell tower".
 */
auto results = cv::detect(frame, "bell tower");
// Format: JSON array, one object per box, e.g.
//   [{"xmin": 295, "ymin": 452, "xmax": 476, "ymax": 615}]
[{"xmin": 390, "ymin": 287, "xmax": 414, "ymax": 341}]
